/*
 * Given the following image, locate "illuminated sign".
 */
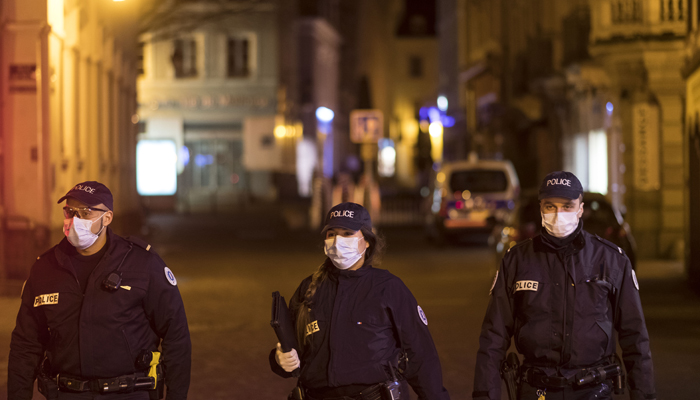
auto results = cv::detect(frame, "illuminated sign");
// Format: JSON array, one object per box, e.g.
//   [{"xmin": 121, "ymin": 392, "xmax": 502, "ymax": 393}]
[{"xmin": 136, "ymin": 140, "xmax": 178, "ymax": 196}]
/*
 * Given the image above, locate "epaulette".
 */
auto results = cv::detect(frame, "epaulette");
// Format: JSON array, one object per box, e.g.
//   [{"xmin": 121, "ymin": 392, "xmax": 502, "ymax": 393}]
[
  {"xmin": 36, "ymin": 247, "xmax": 55, "ymax": 261},
  {"xmin": 594, "ymin": 234, "xmax": 625, "ymax": 256},
  {"xmin": 506, "ymin": 238, "xmax": 532, "ymax": 254},
  {"xmin": 125, "ymin": 236, "xmax": 152, "ymax": 252}
]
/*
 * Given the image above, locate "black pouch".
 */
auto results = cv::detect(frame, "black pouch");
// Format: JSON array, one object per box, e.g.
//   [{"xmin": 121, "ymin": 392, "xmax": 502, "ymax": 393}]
[
  {"xmin": 382, "ymin": 380, "xmax": 400, "ymax": 400},
  {"xmin": 37, "ymin": 375, "xmax": 59, "ymax": 400}
]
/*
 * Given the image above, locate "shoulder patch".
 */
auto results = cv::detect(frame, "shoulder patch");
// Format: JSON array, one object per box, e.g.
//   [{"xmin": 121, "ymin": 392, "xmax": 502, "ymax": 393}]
[
  {"xmin": 417, "ymin": 305, "xmax": 428, "ymax": 325},
  {"xmin": 125, "ymin": 236, "xmax": 152, "ymax": 251},
  {"xmin": 631, "ymin": 269, "xmax": 639, "ymax": 290},
  {"xmin": 164, "ymin": 267, "xmax": 177, "ymax": 286},
  {"xmin": 594, "ymin": 235, "xmax": 625, "ymax": 256}
]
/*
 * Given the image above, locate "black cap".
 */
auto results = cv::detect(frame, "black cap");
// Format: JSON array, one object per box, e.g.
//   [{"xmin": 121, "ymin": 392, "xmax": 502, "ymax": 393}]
[
  {"xmin": 538, "ymin": 171, "xmax": 583, "ymax": 200},
  {"xmin": 322, "ymin": 202, "xmax": 372, "ymax": 233},
  {"xmin": 57, "ymin": 181, "xmax": 114, "ymax": 211}
]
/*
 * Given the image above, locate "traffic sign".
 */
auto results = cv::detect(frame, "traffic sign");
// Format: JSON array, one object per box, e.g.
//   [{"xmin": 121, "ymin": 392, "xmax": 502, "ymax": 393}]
[{"xmin": 350, "ymin": 109, "xmax": 383, "ymax": 143}]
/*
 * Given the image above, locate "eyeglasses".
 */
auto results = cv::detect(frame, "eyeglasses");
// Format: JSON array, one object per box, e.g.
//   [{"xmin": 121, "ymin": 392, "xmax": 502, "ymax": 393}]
[{"xmin": 63, "ymin": 206, "xmax": 108, "ymax": 219}]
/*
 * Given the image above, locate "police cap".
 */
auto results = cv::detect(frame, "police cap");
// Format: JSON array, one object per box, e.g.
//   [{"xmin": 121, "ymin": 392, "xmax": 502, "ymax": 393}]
[
  {"xmin": 322, "ymin": 202, "xmax": 372, "ymax": 234},
  {"xmin": 57, "ymin": 181, "xmax": 114, "ymax": 211},
  {"xmin": 538, "ymin": 171, "xmax": 583, "ymax": 200}
]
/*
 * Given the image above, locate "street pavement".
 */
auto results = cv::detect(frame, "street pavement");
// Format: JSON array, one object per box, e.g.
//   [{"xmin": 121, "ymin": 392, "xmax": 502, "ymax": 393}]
[{"xmin": 0, "ymin": 208, "xmax": 699, "ymax": 400}]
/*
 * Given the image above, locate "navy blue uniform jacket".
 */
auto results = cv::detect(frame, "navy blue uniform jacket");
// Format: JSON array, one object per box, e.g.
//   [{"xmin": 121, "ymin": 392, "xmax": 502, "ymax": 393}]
[
  {"xmin": 8, "ymin": 229, "xmax": 191, "ymax": 400},
  {"xmin": 473, "ymin": 229, "xmax": 655, "ymax": 400},
  {"xmin": 271, "ymin": 261, "xmax": 450, "ymax": 400}
]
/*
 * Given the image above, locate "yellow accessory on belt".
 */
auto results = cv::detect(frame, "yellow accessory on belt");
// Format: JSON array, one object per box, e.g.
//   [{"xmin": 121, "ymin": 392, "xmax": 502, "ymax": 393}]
[{"xmin": 149, "ymin": 352, "xmax": 161, "ymax": 389}]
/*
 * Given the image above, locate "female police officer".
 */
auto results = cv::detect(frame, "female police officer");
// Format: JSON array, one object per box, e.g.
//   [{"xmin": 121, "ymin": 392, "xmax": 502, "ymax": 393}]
[{"xmin": 270, "ymin": 202, "xmax": 450, "ymax": 400}]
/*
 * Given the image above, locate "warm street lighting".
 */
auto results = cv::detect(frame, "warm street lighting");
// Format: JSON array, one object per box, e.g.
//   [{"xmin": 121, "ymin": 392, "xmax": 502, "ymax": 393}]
[{"xmin": 428, "ymin": 121, "xmax": 443, "ymax": 138}]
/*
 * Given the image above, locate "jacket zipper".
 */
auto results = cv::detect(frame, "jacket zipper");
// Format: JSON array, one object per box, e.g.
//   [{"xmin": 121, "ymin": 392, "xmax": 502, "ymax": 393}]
[{"xmin": 561, "ymin": 253, "xmax": 568, "ymax": 364}]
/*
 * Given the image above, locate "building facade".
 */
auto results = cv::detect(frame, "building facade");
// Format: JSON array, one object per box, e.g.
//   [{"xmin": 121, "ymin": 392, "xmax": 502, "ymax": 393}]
[
  {"xmin": 1, "ymin": 0, "xmax": 140, "ymax": 285},
  {"xmin": 137, "ymin": 0, "xmax": 287, "ymax": 213},
  {"xmin": 357, "ymin": 0, "xmax": 440, "ymax": 189},
  {"xmin": 442, "ymin": 0, "xmax": 688, "ymax": 259},
  {"xmin": 683, "ymin": 0, "xmax": 700, "ymax": 287}
]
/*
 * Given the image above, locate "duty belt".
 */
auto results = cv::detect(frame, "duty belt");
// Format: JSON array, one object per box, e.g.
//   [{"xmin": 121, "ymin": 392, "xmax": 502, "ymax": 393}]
[
  {"xmin": 56, "ymin": 372, "xmax": 155, "ymax": 393},
  {"xmin": 521, "ymin": 368, "xmax": 573, "ymax": 388},
  {"xmin": 521, "ymin": 363, "xmax": 619, "ymax": 389},
  {"xmin": 305, "ymin": 383, "xmax": 383, "ymax": 400}
]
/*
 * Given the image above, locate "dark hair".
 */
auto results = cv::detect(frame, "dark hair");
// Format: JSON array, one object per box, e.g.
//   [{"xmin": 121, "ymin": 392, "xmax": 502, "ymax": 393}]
[{"xmin": 295, "ymin": 228, "xmax": 385, "ymax": 346}]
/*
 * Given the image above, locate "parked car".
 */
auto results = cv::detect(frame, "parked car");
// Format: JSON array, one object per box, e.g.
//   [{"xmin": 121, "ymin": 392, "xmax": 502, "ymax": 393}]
[
  {"xmin": 426, "ymin": 159, "xmax": 520, "ymax": 243},
  {"xmin": 491, "ymin": 191, "xmax": 637, "ymax": 268}
]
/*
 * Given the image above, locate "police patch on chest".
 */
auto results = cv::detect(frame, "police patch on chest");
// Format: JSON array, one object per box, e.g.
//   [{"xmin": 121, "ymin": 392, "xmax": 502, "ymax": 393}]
[
  {"xmin": 513, "ymin": 280, "xmax": 539, "ymax": 292},
  {"xmin": 34, "ymin": 293, "xmax": 59, "ymax": 307},
  {"xmin": 305, "ymin": 320, "xmax": 320, "ymax": 336}
]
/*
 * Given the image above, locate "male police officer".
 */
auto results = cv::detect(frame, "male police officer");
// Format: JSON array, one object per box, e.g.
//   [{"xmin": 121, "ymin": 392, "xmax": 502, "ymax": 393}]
[
  {"xmin": 8, "ymin": 181, "xmax": 191, "ymax": 400},
  {"xmin": 472, "ymin": 172, "xmax": 655, "ymax": 400}
]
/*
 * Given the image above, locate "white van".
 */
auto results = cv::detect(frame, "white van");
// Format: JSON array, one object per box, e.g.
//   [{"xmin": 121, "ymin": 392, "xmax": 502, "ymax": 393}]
[{"xmin": 427, "ymin": 159, "xmax": 520, "ymax": 242}]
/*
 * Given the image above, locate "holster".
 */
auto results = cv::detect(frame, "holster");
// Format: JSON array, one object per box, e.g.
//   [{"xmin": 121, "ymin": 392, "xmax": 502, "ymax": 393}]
[
  {"xmin": 37, "ymin": 374, "xmax": 59, "ymax": 400},
  {"xmin": 37, "ymin": 357, "xmax": 58, "ymax": 400},
  {"xmin": 288, "ymin": 384, "xmax": 304, "ymax": 400}
]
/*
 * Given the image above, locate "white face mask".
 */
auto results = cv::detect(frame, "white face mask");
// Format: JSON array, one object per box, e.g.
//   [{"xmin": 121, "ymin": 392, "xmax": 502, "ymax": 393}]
[
  {"xmin": 64, "ymin": 214, "xmax": 106, "ymax": 250},
  {"xmin": 324, "ymin": 235, "xmax": 366, "ymax": 270},
  {"xmin": 541, "ymin": 211, "xmax": 580, "ymax": 238}
]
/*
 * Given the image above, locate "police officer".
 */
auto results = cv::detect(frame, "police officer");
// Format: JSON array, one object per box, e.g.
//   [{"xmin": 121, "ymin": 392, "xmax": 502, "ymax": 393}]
[
  {"xmin": 270, "ymin": 202, "xmax": 450, "ymax": 400},
  {"xmin": 8, "ymin": 181, "xmax": 191, "ymax": 400},
  {"xmin": 472, "ymin": 172, "xmax": 655, "ymax": 400}
]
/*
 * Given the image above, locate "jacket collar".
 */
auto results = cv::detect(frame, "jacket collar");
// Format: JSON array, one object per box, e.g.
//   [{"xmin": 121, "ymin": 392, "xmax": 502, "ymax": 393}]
[
  {"xmin": 327, "ymin": 258, "xmax": 372, "ymax": 280},
  {"xmin": 54, "ymin": 228, "xmax": 127, "ymax": 272}
]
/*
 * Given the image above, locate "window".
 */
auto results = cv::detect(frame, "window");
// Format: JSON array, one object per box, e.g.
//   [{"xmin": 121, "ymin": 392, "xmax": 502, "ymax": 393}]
[
  {"xmin": 137, "ymin": 42, "xmax": 145, "ymax": 76},
  {"xmin": 227, "ymin": 37, "xmax": 250, "ymax": 78},
  {"xmin": 172, "ymin": 39, "xmax": 197, "ymax": 78},
  {"xmin": 409, "ymin": 56, "xmax": 423, "ymax": 78},
  {"xmin": 449, "ymin": 170, "xmax": 508, "ymax": 193}
]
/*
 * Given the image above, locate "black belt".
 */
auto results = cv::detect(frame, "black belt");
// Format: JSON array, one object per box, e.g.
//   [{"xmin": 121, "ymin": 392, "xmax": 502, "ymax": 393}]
[
  {"xmin": 56, "ymin": 373, "xmax": 155, "ymax": 393},
  {"xmin": 305, "ymin": 384, "xmax": 384, "ymax": 400},
  {"xmin": 521, "ymin": 368, "xmax": 573, "ymax": 388}
]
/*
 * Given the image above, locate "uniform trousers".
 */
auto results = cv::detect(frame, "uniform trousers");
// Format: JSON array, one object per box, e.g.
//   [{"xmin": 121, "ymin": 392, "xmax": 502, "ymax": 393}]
[{"xmin": 518, "ymin": 380, "xmax": 614, "ymax": 400}]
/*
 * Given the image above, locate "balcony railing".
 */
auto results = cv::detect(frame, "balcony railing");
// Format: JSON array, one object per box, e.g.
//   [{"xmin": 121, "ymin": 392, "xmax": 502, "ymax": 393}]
[
  {"xmin": 660, "ymin": 0, "xmax": 684, "ymax": 21},
  {"xmin": 611, "ymin": 0, "xmax": 643, "ymax": 24},
  {"xmin": 593, "ymin": 0, "xmax": 686, "ymax": 42}
]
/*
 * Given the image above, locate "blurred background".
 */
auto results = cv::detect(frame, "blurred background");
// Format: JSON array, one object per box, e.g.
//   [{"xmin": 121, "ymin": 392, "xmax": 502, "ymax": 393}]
[{"xmin": 1, "ymin": 0, "xmax": 699, "ymax": 399}]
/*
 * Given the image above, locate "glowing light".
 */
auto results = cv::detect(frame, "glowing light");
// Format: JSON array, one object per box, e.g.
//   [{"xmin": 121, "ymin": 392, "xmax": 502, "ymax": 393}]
[
  {"xmin": 419, "ymin": 107, "xmax": 430, "ymax": 120},
  {"xmin": 462, "ymin": 190, "xmax": 471, "ymax": 200},
  {"xmin": 131, "ymin": 114, "xmax": 140, "ymax": 124},
  {"xmin": 437, "ymin": 96, "xmax": 448, "ymax": 111},
  {"xmin": 436, "ymin": 172, "xmax": 446, "ymax": 183},
  {"xmin": 429, "ymin": 122, "xmax": 443, "ymax": 138},
  {"xmin": 180, "ymin": 146, "xmax": 190, "ymax": 166},
  {"xmin": 606, "ymin": 102, "xmax": 613, "ymax": 115},
  {"xmin": 194, "ymin": 154, "xmax": 214, "ymax": 167},
  {"xmin": 428, "ymin": 107, "xmax": 441, "ymax": 123},
  {"xmin": 315, "ymin": 107, "xmax": 335, "ymax": 123},
  {"xmin": 274, "ymin": 125, "xmax": 286, "ymax": 138},
  {"xmin": 441, "ymin": 115, "xmax": 455, "ymax": 127},
  {"xmin": 378, "ymin": 139, "xmax": 396, "ymax": 177},
  {"xmin": 419, "ymin": 120, "xmax": 430, "ymax": 133},
  {"xmin": 137, "ymin": 140, "xmax": 177, "ymax": 196},
  {"xmin": 379, "ymin": 146, "xmax": 396, "ymax": 177}
]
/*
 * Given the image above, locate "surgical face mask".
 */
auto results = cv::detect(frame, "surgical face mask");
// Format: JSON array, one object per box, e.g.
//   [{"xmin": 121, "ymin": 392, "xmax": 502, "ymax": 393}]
[
  {"xmin": 324, "ymin": 235, "xmax": 366, "ymax": 270},
  {"xmin": 64, "ymin": 213, "xmax": 106, "ymax": 250},
  {"xmin": 541, "ymin": 211, "xmax": 580, "ymax": 238}
]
